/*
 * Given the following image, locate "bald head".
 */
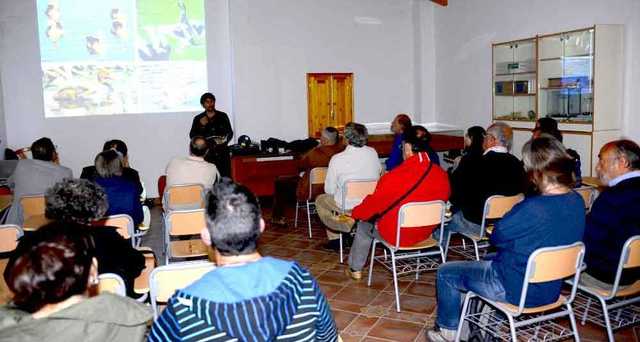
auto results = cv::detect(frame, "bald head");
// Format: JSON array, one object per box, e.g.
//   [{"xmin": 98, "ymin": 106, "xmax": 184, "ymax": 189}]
[{"xmin": 190, "ymin": 136, "xmax": 209, "ymax": 157}]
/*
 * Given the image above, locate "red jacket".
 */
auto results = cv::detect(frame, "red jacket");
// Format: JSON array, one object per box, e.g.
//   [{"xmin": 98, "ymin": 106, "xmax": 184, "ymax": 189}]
[{"xmin": 351, "ymin": 153, "xmax": 450, "ymax": 247}]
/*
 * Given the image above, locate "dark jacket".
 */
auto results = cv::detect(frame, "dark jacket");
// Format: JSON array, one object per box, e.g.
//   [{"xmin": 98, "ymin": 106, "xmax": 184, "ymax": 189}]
[
  {"xmin": 451, "ymin": 151, "xmax": 526, "ymax": 224},
  {"xmin": 0, "ymin": 293, "xmax": 152, "ymax": 342},
  {"xmin": 296, "ymin": 143, "xmax": 344, "ymax": 200},
  {"xmin": 189, "ymin": 110, "xmax": 233, "ymax": 145},
  {"xmin": 584, "ymin": 176, "xmax": 640, "ymax": 285},
  {"xmin": 81, "ymin": 166, "xmax": 143, "ymax": 196}
]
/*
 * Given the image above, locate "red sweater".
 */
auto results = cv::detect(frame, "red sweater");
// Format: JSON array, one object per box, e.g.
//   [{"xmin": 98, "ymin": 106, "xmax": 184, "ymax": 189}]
[{"xmin": 351, "ymin": 153, "xmax": 450, "ymax": 247}]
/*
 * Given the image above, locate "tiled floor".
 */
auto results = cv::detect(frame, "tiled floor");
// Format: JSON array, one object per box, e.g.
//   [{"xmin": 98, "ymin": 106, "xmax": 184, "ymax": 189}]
[{"xmin": 143, "ymin": 202, "xmax": 639, "ymax": 341}]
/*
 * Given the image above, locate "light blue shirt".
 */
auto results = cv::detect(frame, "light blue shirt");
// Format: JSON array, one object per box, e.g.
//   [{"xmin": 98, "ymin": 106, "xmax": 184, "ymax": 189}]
[{"xmin": 609, "ymin": 170, "xmax": 640, "ymax": 187}]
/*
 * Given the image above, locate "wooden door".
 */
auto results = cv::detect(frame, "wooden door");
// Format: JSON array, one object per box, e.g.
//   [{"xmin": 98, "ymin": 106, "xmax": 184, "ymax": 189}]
[{"xmin": 307, "ymin": 73, "xmax": 353, "ymax": 138}]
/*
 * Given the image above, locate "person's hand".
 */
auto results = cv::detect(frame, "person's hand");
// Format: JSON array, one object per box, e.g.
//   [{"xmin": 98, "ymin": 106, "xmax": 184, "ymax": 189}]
[{"xmin": 199, "ymin": 116, "xmax": 209, "ymax": 126}]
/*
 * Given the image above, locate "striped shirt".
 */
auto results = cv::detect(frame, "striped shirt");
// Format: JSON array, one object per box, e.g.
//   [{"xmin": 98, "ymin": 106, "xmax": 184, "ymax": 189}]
[{"xmin": 149, "ymin": 262, "xmax": 337, "ymax": 341}]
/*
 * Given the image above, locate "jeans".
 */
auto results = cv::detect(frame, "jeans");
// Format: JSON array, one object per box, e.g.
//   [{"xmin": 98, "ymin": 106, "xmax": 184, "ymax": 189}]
[
  {"xmin": 436, "ymin": 260, "xmax": 506, "ymax": 330},
  {"xmin": 348, "ymin": 221, "xmax": 378, "ymax": 271},
  {"xmin": 432, "ymin": 211, "xmax": 481, "ymax": 246}
]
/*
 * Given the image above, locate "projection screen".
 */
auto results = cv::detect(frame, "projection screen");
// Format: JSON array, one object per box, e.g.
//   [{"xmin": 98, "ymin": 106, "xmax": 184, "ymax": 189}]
[{"xmin": 37, "ymin": 0, "xmax": 207, "ymax": 117}]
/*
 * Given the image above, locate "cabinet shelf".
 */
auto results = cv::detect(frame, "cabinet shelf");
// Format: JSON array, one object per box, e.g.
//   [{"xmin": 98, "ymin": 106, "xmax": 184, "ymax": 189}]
[
  {"xmin": 495, "ymin": 71, "xmax": 537, "ymax": 76},
  {"xmin": 539, "ymin": 54, "xmax": 593, "ymax": 62},
  {"xmin": 540, "ymin": 86, "xmax": 592, "ymax": 90},
  {"xmin": 495, "ymin": 93, "xmax": 537, "ymax": 96}
]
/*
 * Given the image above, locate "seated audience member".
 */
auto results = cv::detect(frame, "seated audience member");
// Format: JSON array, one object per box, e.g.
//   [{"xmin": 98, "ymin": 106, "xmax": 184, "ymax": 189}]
[
  {"xmin": 6, "ymin": 137, "xmax": 72, "ymax": 226},
  {"xmin": 582, "ymin": 140, "xmax": 640, "ymax": 288},
  {"xmin": 93, "ymin": 150, "xmax": 144, "ymax": 225},
  {"xmin": 42, "ymin": 179, "xmax": 145, "ymax": 297},
  {"xmin": 271, "ymin": 127, "xmax": 344, "ymax": 226},
  {"xmin": 149, "ymin": 179, "xmax": 338, "ymax": 341},
  {"xmin": 450, "ymin": 125, "xmax": 485, "ymax": 173},
  {"xmin": 346, "ymin": 125, "xmax": 451, "ymax": 279},
  {"xmin": 315, "ymin": 122, "xmax": 381, "ymax": 250},
  {"xmin": 165, "ymin": 136, "xmax": 220, "ymax": 189},
  {"xmin": 385, "ymin": 113, "xmax": 412, "ymax": 171},
  {"xmin": 414, "ymin": 125, "xmax": 440, "ymax": 166},
  {"xmin": 428, "ymin": 136, "xmax": 585, "ymax": 341},
  {"xmin": 438, "ymin": 122, "xmax": 526, "ymax": 240},
  {"xmin": 533, "ymin": 117, "xmax": 582, "ymax": 186},
  {"xmin": 81, "ymin": 139, "xmax": 143, "ymax": 196},
  {"xmin": 0, "ymin": 222, "xmax": 152, "ymax": 340}
]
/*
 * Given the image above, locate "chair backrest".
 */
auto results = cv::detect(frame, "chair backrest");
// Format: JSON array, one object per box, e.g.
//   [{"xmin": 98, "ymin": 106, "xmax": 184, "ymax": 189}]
[
  {"xmin": 601, "ymin": 235, "xmax": 640, "ymax": 298},
  {"xmin": 93, "ymin": 214, "xmax": 134, "ymax": 240},
  {"xmin": 396, "ymin": 200, "xmax": 446, "ymax": 248},
  {"xmin": 166, "ymin": 209, "xmax": 206, "ymax": 237},
  {"xmin": 341, "ymin": 179, "xmax": 377, "ymax": 211},
  {"xmin": 307, "ymin": 167, "xmax": 328, "ymax": 200},
  {"xmin": 149, "ymin": 261, "xmax": 215, "ymax": 318},
  {"xmin": 20, "ymin": 195, "xmax": 45, "ymax": 220},
  {"xmin": 98, "ymin": 273, "xmax": 126, "ymax": 296},
  {"xmin": 574, "ymin": 186, "xmax": 595, "ymax": 210},
  {"xmin": 517, "ymin": 242, "xmax": 585, "ymax": 314},
  {"xmin": 483, "ymin": 194, "xmax": 524, "ymax": 220},
  {"xmin": 163, "ymin": 184, "xmax": 205, "ymax": 211},
  {"xmin": 0, "ymin": 225, "xmax": 22, "ymax": 253}
]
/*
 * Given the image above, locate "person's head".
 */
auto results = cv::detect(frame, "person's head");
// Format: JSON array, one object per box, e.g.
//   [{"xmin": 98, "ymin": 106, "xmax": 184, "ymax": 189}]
[
  {"xmin": 200, "ymin": 178, "xmax": 264, "ymax": 257},
  {"xmin": 5, "ymin": 222, "xmax": 97, "ymax": 313},
  {"xmin": 31, "ymin": 137, "xmax": 57, "ymax": 162},
  {"xmin": 522, "ymin": 135, "xmax": 575, "ymax": 193},
  {"xmin": 200, "ymin": 92, "xmax": 216, "ymax": 112},
  {"xmin": 484, "ymin": 122, "xmax": 513, "ymax": 151},
  {"xmin": 402, "ymin": 125, "xmax": 431, "ymax": 160},
  {"xmin": 320, "ymin": 127, "xmax": 339, "ymax": 146},
  {"xmin": 102, "ymin": 139, "xmax": 129, "ymax": 166},
  {"xmin": 94, "ymin": 149, "xmax": 123, "ymax": 178},
  {"xmin": 344, "ymin": 122, "xmax": 368, "ymax": 148},
  {"xmin": 596, "ymin": 139, "xmax": 640, "ymax": 184},
  {"xmin": 390, "ymin": 114, "xmax": 412, "ymax": 135},
  {"xmin": 190, "ymin": 136, "xmax": 209, "ymax": 157},
  {"xmin": 465, "ymin": 126, "xmax": 486, "ymax": 154},
  {"xmin": 45, "ymin": 179, "xmax": 108, "ymax": 224},
  {"xmin": 533, "ymin": 117, "xmax": 562, "ymax": 142}
]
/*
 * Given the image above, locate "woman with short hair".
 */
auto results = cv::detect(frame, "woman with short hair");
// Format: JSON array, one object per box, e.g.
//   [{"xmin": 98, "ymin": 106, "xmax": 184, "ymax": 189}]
[
  {"xmin": 428, "ymin": 136, "xmax": 586, "ymax": 342},
  {"xmin": 94, "ymin": 150, "xmax": 143, "ymax": 225},
  {"xmin": 0, "ymin": 222, "xmax": 151, "ymax": 341}
]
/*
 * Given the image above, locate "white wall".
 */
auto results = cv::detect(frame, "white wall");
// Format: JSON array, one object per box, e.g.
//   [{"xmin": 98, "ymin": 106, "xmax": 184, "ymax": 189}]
[
  {"xmin": 0, "ymin": 0, "xmax": 436, "ymax": 196},
  {"xmin": 433, "ymin": 0, "xmax": 640, "ymax": 143}
]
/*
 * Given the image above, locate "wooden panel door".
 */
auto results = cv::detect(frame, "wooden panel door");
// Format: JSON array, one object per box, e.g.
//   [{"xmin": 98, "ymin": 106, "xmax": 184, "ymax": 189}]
[{"xmin": 307, "ymin": 73, "xmax": 353, "ymax": 137}]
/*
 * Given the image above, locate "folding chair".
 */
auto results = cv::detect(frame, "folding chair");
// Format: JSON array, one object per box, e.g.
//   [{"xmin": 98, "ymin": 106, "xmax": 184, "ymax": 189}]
[
  {"xmin": 455, "ymin": 242, "xmax": 585, "ymax": 341},
  {"xmin": 447, "ymin": 194, "xmax": 524, "ymax": 260},
  {"xmin": 368, "ymin": 200, "xmax": 447, "ymax": 312},
  {"xmin": 149, "ymin": 261, "xmax": 215, "ymax": 318},
  {"xmin": 98, "ymin": 273, "xmax": 127, "ymax": 296},
  {"xmin": 572, "ymin": 235, "xmax": 640, "ymax": 342},
  {"xmin": 295, "ymin": 167, "xmax": 328, "ymax": 238},
  {"xmin": 0, "ymin": 224, "xmax": 21, "ymax": 304},
  {"xmin": 93, "ymin": 214, "xmax": 142, "ymax": 247},
  {"xmin": 164, "ymin": 209, "xmax": 209, "ymax": 264},
  {"xmin": 575, "ymin": 186, "xmax": 596, "ymax": 211},
  {"xmin": 337, "ymin": 179, "xmax": 377, "ymax": 263},
  {"xmin": 162, "ymin": 183, "xmax": 205, "ymax": 212},
  {"xmin": 20, "ymin": 194, "xmax": 48, "ymax": 231}
]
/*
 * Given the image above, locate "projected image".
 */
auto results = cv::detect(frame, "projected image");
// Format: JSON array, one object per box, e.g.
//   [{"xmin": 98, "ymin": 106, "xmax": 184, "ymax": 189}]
[{"xmin": 37, "ymin": 0, "xmax": 207, "ymax": 117}]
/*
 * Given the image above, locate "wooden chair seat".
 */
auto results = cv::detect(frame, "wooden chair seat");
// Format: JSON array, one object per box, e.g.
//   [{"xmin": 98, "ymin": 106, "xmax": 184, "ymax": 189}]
[
  {"xmin": 23, "ymin": 214, "xmax": 52, "ymax": 231},
  {"xmin": 588, "ymin": 280, "xmax": 640, "ymax": 298},
  {"xmin": 398, "ymin": 237, "xmax": 438, "ymax": 251},
  {"xmin": 170, "ymin": 240, "xmax": 208, "ymax": 258},
  {"xmin": 495, "ymin": 295, "xmax": 566, "ymax": 314},
  {"xmin": 134, "ymin": 251, "xmax": 156, "ymax": 294}
]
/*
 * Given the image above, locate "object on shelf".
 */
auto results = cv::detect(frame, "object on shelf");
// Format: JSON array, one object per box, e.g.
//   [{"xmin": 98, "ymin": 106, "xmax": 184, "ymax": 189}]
[
  {"xmin": 547, "ymin": 76, "xmax": 590, "ymax": 88},
  {"xmin": 495, "ymin": 60, "xmax": 535, "ymax": 74},
  {"xmin": 495, "ymin": 80, "xmax": 533, "ymax": 95}
]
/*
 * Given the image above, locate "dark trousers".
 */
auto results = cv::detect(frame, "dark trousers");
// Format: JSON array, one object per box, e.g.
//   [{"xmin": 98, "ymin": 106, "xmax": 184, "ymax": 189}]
[
  {"xmin": 205, "ymin": 145, "xmax": 231, "ymax": 178},
  {"xmin": 271, "ymin": 176, "xmax": 300, "ymax": 220}
]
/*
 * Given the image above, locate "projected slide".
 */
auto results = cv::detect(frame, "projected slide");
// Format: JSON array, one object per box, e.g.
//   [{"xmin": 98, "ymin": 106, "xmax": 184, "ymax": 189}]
[{"xmin": 37, "ymin": 0, "xmax": 207, "ymax": 117}]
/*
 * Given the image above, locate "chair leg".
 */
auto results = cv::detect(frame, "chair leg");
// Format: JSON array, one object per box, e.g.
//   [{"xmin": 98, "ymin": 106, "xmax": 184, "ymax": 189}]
[
  {"xmin": 472, "ymin": 240, "xmax": 480, "ymax": 261},
  {"xmin": 507, "ymin": 314, "xmax": 517, "ymax": 341},
  {"xmin": 391, "ymin": 251, "xmax": 401, "ymax": 312},
  {"xmin": 455, "ymin": 293, "xmax": 473, "ymax": 342},
  {"xmin": 598, "ymin": 297, "xmax": 615, "ymax": 342},
  {"xmin": 339, "ymin": 233, "xmax": 343, "ymax": 264},
  {"xmin": 306, "ymin": 201, "xmax": 312, "ymax": 238},
  {"xmin": 294, "ymin": 201, "xmax": 299, "ymax": 227},
  {"xmin": 581, "ymin": 296, "xmax": 592, "ymax": 325},
  {"xmin": 367, "ymin": 241, "xmax": 377, "ymax": 287},
  {"xmin": 567, "ymin": 303, "xmax": 581, "ymax": 342},
  {"xmin": 415, "ymin": 257, "xmax": 421, "ymax": 280}
]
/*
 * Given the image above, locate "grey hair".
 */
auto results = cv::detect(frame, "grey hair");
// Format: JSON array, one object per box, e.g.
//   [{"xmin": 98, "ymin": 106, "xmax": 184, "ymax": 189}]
[
  {"xmin": 321, "ymin": 127, "xmax": 339, "ymax": 145},
  {"xmin": 94, "ymin": 149, "xmax": 124, "ymax": 178},
  {"xmin": 522, "ymin": 135, "xmax": 575, "ymax": 190},
  {"xmin": 486, "ymin": 122, "xmax": 513, "ymax": 151},
  {"xmin": 45, "ymin": 178, "xmax": 109, "ymax": 223},
  {"xmin": 344, "ymin": 122, "xmax": 368, "ymax": 147}
]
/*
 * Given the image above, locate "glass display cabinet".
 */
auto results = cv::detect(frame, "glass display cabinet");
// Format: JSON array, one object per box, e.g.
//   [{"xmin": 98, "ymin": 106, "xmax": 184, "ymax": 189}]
[{"xmin": 492, "ymin": 38, "xmax": 537, "ymax": 122}]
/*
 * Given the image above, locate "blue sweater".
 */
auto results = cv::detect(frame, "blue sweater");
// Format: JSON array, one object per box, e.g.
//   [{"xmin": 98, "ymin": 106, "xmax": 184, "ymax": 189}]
[
  {"xmin": 490, "ymin": 191, "xmax": 585, "ymax": 306},
  {"xmin": 95, "ymin": 176, "xmax": 143, "ymax": 225}
]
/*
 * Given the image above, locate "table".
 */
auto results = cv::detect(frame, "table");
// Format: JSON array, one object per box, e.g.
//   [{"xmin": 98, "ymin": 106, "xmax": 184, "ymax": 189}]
[{"xmin": 231, "ymin": 132, "xmax": 464, "ymax": 196}]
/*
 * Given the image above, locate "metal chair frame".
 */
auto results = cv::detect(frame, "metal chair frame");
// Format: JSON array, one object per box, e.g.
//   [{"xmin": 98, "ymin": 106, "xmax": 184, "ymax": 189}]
[
  {"xmin": 337, "ymin": 178, "xmax": 377, "ymax": 263},
  {"xmin": 163, "ymin": 209, "xmax": 208, "ymax": 264},
  {"xmin": 294, "ymin": 167, "xmax": 328, "ymax": 238}
]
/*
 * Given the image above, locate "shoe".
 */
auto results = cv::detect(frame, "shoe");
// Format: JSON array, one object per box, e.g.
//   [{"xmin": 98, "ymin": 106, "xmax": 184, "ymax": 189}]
[
  {"xmin": 426, "ymin": 328, "xmax": 456, "ymax": 342},
  {"xmin": 321, "ymin": 239, "xmax": 340, "ymax": 252},
  {"xmin": 345, "ymin": 268, "xmax": 362, "ymax": 280},
  {"xmin": 270, "ymin": 217, "xmax": 287, "ymax": 227}
]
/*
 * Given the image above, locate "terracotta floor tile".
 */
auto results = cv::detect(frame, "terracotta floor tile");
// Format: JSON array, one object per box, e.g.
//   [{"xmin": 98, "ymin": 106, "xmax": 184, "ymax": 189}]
[
  {"xmin": 367, "ymin": 318, "xmax": 424, "ymax": 342},
  {"xmin": 263, "ymin": 247, "xmax": 300, "ymax": 258},
  {"xmin": 343, "ymin": 315, "xmax": 380, "ymax": 337},
  {"xmin": 294, "ymin": 250, "xmax": 334, "ymax": 263},
  {"xmin": 404, "ymin": 281, "xmax": 436, "ymax": 297},
  {"xmin": 369, "ymin": 292, "xmax": 396, "ymax": 309},
  {"xmin": 383, "ymin": 309, "xmax": 431, "ymax": 325},
  {"xmin": 319, "ymin": 282, "xmax": 344, "ymax": 299},
  {"xmin": 318, "ymin": 270, "xmax": 353, "ymax": 286},
  {"xmin": 332, "ymin": 309, "xmax": 358, "ymax": 330},
  {"xmin": 353, "ymin": 271, "xmax": 393, "ymax": 291},
  {"xmin": 334, "ymin": 286, "xmax": 382, "ymax": 306},
  {"xmin": 329, "ymin": 299, "xmax": 368, "ymax": 314}
]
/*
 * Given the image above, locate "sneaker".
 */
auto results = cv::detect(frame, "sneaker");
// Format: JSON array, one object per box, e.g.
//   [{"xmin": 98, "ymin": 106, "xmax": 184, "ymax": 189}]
[
  {"xmin": 345, "ymin": 268, "xmax": 362, "ymax": 280},
  {"xmin": 426, "ymin": 328, "xmax": 456, "ymax": 342},
  {"xmin": 321, "ymin": 239, "xmax": 340, "ymax": 252}
]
